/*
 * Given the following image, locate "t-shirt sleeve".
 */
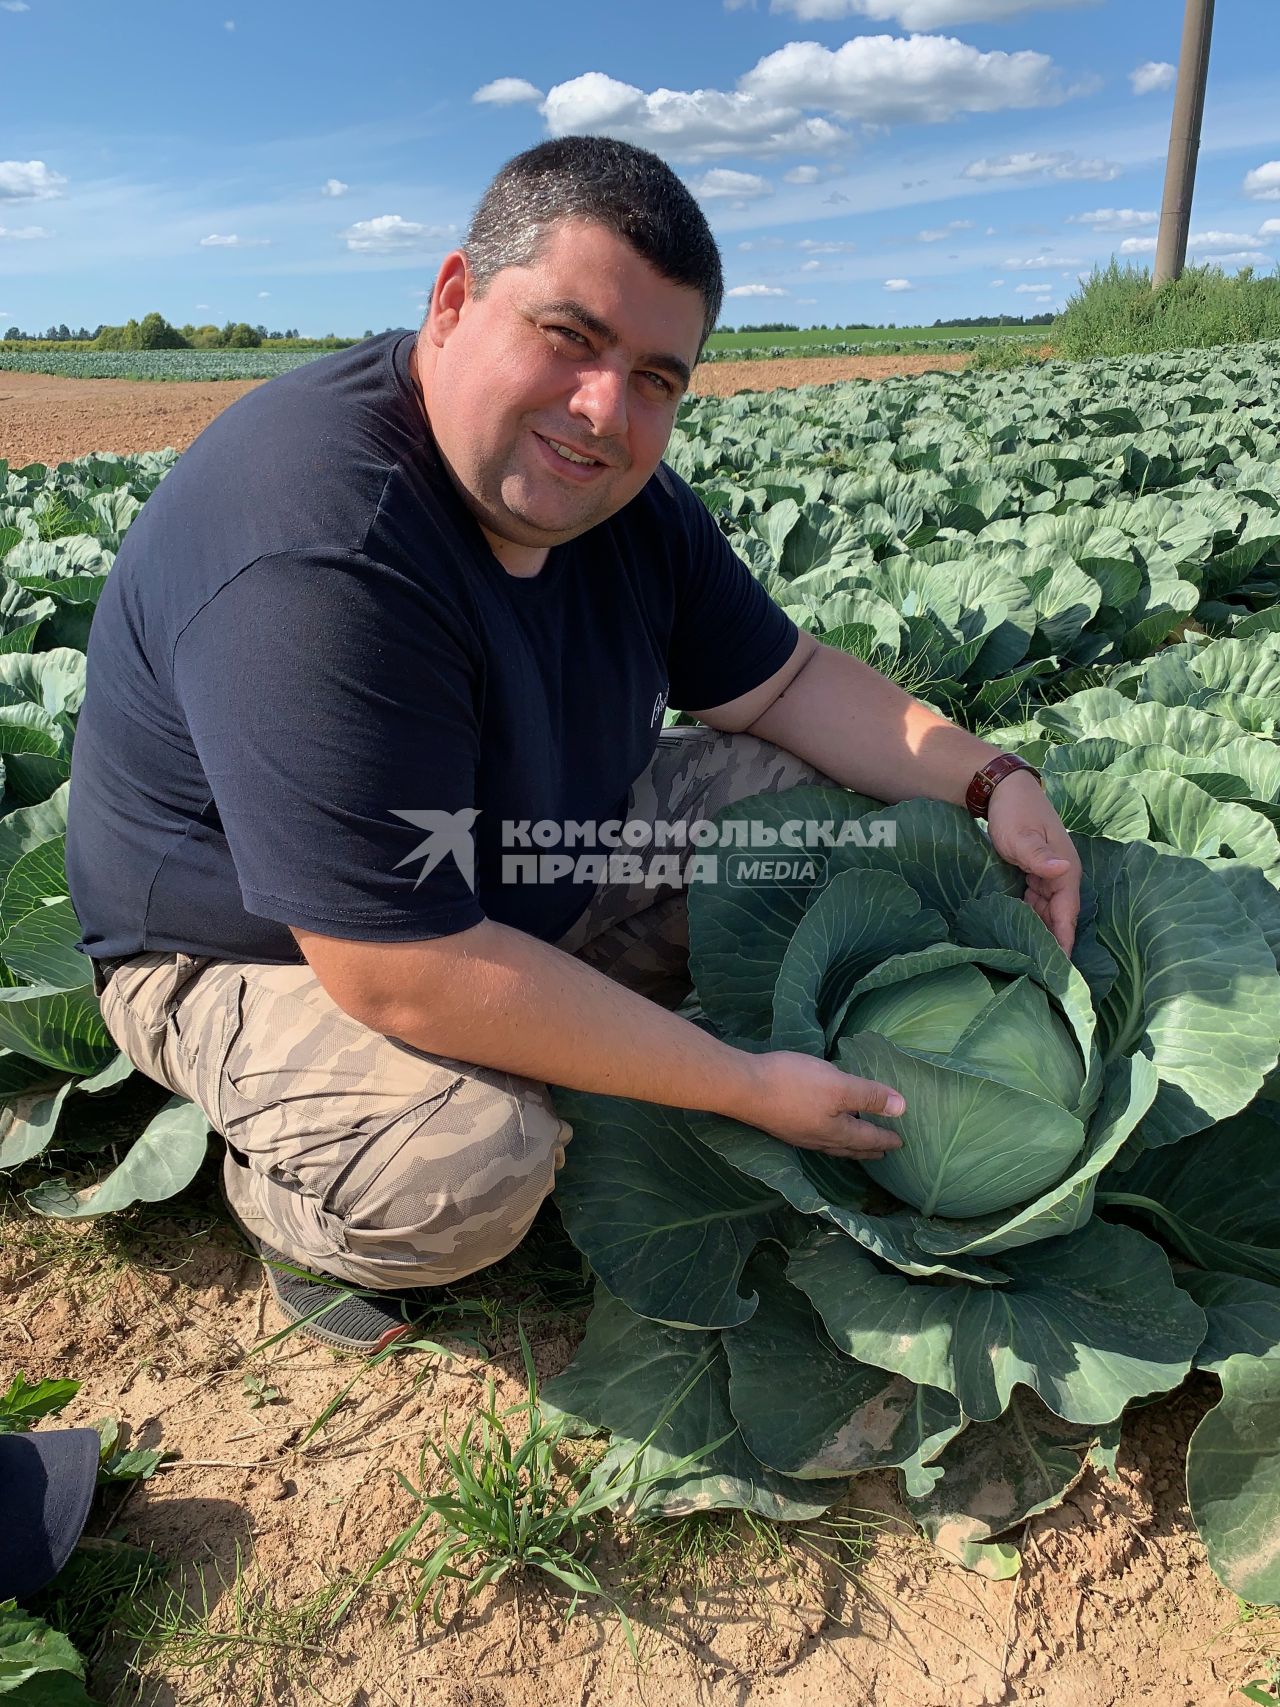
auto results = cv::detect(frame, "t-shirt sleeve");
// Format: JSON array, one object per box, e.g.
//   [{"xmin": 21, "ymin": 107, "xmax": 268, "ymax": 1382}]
[
  {"xmin": 659, "ymin": 466, "xmax": 800, "ymax": 711},
  {"xmin": 170, "ymin": 548, "xmax": 487, "ymax": 942}
]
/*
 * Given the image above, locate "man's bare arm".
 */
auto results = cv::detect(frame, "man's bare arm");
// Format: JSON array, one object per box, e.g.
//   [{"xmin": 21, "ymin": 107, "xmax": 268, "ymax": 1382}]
[{"xmin": 292, "ymin": 920, "xmax": 905, "ymax": 1159}]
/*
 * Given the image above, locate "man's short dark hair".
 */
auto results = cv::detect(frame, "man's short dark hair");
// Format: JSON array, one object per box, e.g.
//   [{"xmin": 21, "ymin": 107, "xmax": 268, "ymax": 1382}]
[{"xmin": 463, "ymin": 136, "xmax": 724, "ymax": 350}]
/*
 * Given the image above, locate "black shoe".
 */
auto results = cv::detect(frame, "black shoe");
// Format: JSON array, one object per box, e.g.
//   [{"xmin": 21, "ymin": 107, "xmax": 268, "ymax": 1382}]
[
  {"xmin": 218, "ymin": 1169, "xmax": 425, "ymax": 1354},
  {"xmin": 256, "ymin": 1242, "xmax": 424, "ymax": 1355}
]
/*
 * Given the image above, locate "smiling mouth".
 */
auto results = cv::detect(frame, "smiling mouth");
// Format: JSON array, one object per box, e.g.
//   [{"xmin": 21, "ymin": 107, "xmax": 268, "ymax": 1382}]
[{"xmin": 534, "ymin": 431, "xmax": 609, "ymax": 471}]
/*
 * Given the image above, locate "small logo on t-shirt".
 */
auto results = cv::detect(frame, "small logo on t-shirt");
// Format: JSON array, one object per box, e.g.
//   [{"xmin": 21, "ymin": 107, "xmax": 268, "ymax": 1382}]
[
  {"xmin": 650, "ymin": 687, "xmax": 669, "ymax": 728},
  {"xmin": 390, "ymin": 807, "xmax": 480, "ymax": 891}
]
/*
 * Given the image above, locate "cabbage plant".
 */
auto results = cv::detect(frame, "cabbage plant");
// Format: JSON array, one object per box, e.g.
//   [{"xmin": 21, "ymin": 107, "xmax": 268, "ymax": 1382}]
[{"xmin": 546, "ymin": 786, "xmax": 1280, "ymax": 1597}]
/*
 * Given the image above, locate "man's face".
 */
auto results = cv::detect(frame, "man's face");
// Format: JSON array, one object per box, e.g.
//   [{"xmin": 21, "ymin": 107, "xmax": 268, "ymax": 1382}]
[{"xmin": 417, "ymin": 220, "xmax": 706, "ymax": 565}]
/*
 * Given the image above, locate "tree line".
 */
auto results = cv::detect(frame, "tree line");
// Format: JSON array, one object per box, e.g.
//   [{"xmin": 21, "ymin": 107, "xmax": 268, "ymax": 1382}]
[
  {"xmin": 718, "ymin": 313, "xmax": 1056, "ymax": 334},
  {"xmin": 2, "ymin": 313, "xmax": 353, "ymax": 350}
]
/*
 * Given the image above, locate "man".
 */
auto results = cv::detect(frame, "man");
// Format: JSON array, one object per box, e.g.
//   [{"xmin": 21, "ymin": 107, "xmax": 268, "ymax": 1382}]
[{"xmin": 67, "ymin": 136, "xmax": 1080, "ymax": 1353}]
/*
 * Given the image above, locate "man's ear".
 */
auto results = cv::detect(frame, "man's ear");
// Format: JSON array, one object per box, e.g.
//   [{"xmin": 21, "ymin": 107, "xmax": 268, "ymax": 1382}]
[{"xmin": 425, "ymin": 250, "xmax": 470, "ymax": 347}]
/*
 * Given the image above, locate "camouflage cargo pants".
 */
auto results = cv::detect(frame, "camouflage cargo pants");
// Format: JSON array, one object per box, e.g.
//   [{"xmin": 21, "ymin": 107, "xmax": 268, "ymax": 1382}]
[{"xmin": 94, "ymin": 727, "xmax": 828, "ymax": 1289}]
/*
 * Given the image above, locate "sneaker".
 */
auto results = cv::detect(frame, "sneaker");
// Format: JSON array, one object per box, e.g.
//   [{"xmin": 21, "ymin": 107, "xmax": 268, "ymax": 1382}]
[
  {"xmin": 218, "ymin": 1168, "xmax": 425, "ymax": 1355},
  {"xmin": 256, "ymin": 1244, "xmax": 424, "ymax": 1354}
]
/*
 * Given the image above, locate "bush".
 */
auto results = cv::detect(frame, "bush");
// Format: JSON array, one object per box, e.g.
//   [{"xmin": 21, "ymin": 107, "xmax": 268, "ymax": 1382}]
[
  {"xmin": 93, "ymin": 313, "xmax": 188, "ymax": 351},
  {"xmin": 1055, "ymin": 260, "xmax": 1280, "ymax": 359}
]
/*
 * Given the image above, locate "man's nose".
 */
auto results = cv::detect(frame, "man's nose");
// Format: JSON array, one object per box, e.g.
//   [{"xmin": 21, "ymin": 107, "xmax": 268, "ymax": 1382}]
[{"xmin": 569, "ymin": 363, "xmax": 628, "ymax": 440}]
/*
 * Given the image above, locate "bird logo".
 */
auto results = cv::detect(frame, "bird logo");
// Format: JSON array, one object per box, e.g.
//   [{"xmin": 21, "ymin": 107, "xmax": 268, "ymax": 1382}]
[{"xmin": 389, "ymin": 808, "xmax": 481, "ymax": 891}]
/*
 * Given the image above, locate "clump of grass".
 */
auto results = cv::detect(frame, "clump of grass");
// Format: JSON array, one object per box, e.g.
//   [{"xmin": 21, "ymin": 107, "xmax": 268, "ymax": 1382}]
[
  {"xmin": 109, "ymin": 1548, "xmax": 351, "ymax": 1707},
  {"xmin": 623, "ymin": 1503, "xmax": 877, "ymax": 1613},
  {"xmin": 1055, "ymin": 259, "xmax": 1280, "ymax": 360},
  {"xmin": 968, "ymin": 337, "xmax": 1050, "ymax": 373},
  {"xmin": 336, "ymin": 1325, "xmax": 723, "ymax": 1650}
]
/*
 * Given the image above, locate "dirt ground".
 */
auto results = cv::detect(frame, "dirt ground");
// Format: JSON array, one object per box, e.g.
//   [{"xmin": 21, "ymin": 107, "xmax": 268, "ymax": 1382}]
[
  {"xmin": 2, "ymin": 1172, "xmax": 1275, "ymax": 1707},
  {"xmin": 3, "ymin": 354, "xmax": 1275, "ymax": 1706},
  {"xmin": 0, "ymin": 352, "xmax": 972, "ymax": 468}
]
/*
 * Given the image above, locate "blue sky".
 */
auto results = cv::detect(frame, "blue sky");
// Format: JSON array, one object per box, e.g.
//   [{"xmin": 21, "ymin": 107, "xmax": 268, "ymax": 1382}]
[{"xmin": 3, "ymin": 0, "xmax": 1279, "ymax": 336}]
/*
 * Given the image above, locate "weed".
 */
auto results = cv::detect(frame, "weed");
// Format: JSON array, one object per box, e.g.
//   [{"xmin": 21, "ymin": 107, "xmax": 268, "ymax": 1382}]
[
  {"xmin": 1055, "ymin": 259, "xmax": 1280, "ymax": 361},
  {"xmin": 110, "ymin": 1545, "xmax": 351, "ymax": 1707},
  {"xmin": 336, "ymin": 1324, "xmax": 719, "ymax": 1650},
  {"xmin": 241, "ymin": 1374, "xmax": 282, "ymax": 1410},
  {"xmin": 25, "ymin": 1538, "xmax": 168, "ymax": 1663}
]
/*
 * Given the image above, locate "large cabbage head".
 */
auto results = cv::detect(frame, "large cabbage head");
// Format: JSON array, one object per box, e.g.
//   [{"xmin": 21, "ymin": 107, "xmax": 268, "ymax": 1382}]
[
  {"xmin": 833, "ymin": 948, "xmax": 1094, "ymax": 1217},
  {"xmin": 690, "ymin": 788, "xmax": 1109, "ymax": 1221}
]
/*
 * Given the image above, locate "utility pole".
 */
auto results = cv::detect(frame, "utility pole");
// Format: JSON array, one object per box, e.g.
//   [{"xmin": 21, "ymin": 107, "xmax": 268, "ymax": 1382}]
[{"xmin": 1152, "ymin": 0, "xmax": 1215, "ymax": 289}]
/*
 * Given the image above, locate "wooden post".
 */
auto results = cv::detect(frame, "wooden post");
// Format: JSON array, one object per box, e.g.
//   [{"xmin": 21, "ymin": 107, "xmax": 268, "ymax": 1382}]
[{"xmin": 1152, "ymin": 0, "xmax": 1216, "ymax": 289}]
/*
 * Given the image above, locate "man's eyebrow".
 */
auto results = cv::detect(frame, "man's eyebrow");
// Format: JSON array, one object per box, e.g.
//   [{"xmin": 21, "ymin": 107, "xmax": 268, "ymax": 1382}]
[{"xmin": 536, "ymin": 297, "xmax": 692, "ymax": 390}]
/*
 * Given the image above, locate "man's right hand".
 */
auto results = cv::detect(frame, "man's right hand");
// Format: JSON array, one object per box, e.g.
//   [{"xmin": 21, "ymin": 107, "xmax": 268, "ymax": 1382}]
[{"xmin": 738, "ymin": 1050, "xmax": 905, "ymax": 1160}]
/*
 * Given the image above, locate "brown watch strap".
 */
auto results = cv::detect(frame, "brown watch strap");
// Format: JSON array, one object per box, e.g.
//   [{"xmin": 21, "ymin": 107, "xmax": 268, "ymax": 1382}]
[{"xmin": 965, "ymin": 753, "xmax": 1042, "ymax": 820}]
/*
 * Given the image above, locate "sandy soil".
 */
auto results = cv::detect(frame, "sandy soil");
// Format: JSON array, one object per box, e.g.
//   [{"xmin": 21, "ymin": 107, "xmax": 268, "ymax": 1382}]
[
  {"xmin": 0, "ymin": 353, "xmax": 973, "ymax": 468},
  {"xmin": 0, "ymin": 370, "xmax": 263, "ymax": 470},
  {"xmin": 2, "ymin": 1177, "xmax": 1273, "ymax": 1707},
  {"xmin": 689, "ymin": 351, "xmax": 972, "ymax": 398}
]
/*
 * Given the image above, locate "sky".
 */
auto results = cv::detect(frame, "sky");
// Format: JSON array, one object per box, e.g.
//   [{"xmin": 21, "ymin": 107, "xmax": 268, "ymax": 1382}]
[{"xmin": 3, "ymin": 0, "xmax": 1280, "ymax": 337}]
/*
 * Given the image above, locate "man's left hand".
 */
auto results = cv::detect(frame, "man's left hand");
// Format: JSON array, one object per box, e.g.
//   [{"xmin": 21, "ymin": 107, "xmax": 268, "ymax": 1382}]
[{"xmin": 985, "ymin": 770, "xmax": 1081, "ymax": 958}]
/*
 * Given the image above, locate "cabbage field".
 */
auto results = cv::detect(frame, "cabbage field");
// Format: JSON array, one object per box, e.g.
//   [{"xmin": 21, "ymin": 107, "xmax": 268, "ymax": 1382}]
[
  {"xmin": 0, "ymin": 334, "xmax": 1027, "ymax": 381},
  {"xmin": 2, "ymin": 339, "xmax": 1280, "ymax": 1610},
  {"xmin": 0, "ymin": 348, "xmax": 329, "ymax": 381}
]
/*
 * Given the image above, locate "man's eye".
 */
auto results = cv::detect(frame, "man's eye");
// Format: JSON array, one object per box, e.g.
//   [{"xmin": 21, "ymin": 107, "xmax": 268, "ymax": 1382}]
[
  {"xmin": 549, "ymin": 325, "xmax": 588, "ymax": 347},
  {"xmin": 642, "ymin": 372, "xmax": 673, "ymax": 396}
]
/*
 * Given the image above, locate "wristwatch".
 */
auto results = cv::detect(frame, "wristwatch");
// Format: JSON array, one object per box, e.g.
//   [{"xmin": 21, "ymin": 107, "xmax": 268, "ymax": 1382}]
[{"xmin": 965, "ymin": 753, "xmax": 1042, "ymax": 820}]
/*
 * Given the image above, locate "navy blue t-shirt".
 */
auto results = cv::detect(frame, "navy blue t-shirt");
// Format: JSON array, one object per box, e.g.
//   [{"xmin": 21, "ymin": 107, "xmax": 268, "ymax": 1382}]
[{"xmin": 66, "ymin": 331, "xmax": 798, "ymax": 966}]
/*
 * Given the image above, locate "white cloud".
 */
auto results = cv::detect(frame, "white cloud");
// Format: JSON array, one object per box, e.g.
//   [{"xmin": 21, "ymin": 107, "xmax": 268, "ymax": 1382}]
[
  {"xmin": 769, "ymin": 0, "xmax": 1097, "ymax": 22},
  {"xmin": 199, "ymin": 233, "xmax": 270, "ymax": 248},
  {"xmin": 691, "ymin": 167, "xmax": 773, "ymax": 200},
  {"xmin": 320, "ymin": 178, "xmax": 349, "ymax": 198},
  {"xmin": 740, "ymin": 35, "xmax": 1067, "ymax": 125},
  {"xmin": 0, "ymin": 224, "xmax": 48, "ymax": 239},
  {"xmin": 796, "ymin": 296, "xmax": 818, "ymax": 304},
  {"xmin": 783, "ymin": 164, "xmax": 821, "ymax": 184},
  {"xmin": 1069, "ymin": 206, "xmax": 1156, "ymax": 231},
  {"xmin": 542, "ymin": 34, "xmax": 1070, "ymax": 162},
  {"xmin": 918, "ymin": 218, "xmax": 974, "ymax": 241},
  {"xmin": 1243, "ymin": 161, "xmax": 1280, "ymax": 201},
  {"xmin": 0, "ymin": 160, "xmax": 66, "ymax": 201},
  {"xmin": 195, "ymin": 303, "xmax": 210, "ymax": 311},
  {"xmin": 1015, "ymin": 281, "xmax": 1054, "ymax": 292},
  {"xmin": 800, "ymin": 259, "xmax": 822, "ymax": 270},
  {"xmin": 1, "ymin": 3, "xmax": 32, "ymax": 11},
  {"xmin": 340, "ymin": 214, "xmax": 453, "ymax": 254},
  {"xmin": 1194, "ymin": 249, "xmax": 1269, "ymax": 267},
  {"xmin": 883, "ymin": 277, "xmax": 913, "ymax": 291},
  {"xmin": 964, "ymin": 150, "xmax": 1119, "ymax": 182},
  {"xmin": 1259, "ymin": 219, "xmax": 1280, "ymax": 238},
  {"xmin": 1119, "ymin": 236, "xmax": 1157, "ymax": 253},
  {"xmin": 542, "ymin": 72, "xmax": 846, "ymax": 161},
  {"xmin": 223, "ymin": 18, "xmax": 235, "ymax": 28},
  {"xmin": 257, "ymin": 290, "xmax": 271, "ymax": 298},
  {"xmin": 1189, "ymin": 230, "xmax": 1263, "ymax": 252},
  {"xmin": 797, "ymin": 237, "xmax": 857, "ymax": 252},
  {"xmin": 990, "ymin": 278, "xmax": 1005, "ymax": 286},
  {"xmin": 1005, "ymin": 253, "xmax": 1083, "ymax": 268},
  {"xmin": 737, "ymin": 236, "xmax": 786, "ymax": 249},
  {"xmin": 726, "ymin": 282, "xmax": 788, "ymax": 296},
  {"xmin": 1129, "ymin": 60, "xmax": 1175, "ymax": 96},
  {"xmin": 473, "ymin": 76, "xmax": 544, "ymax": 105}
]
